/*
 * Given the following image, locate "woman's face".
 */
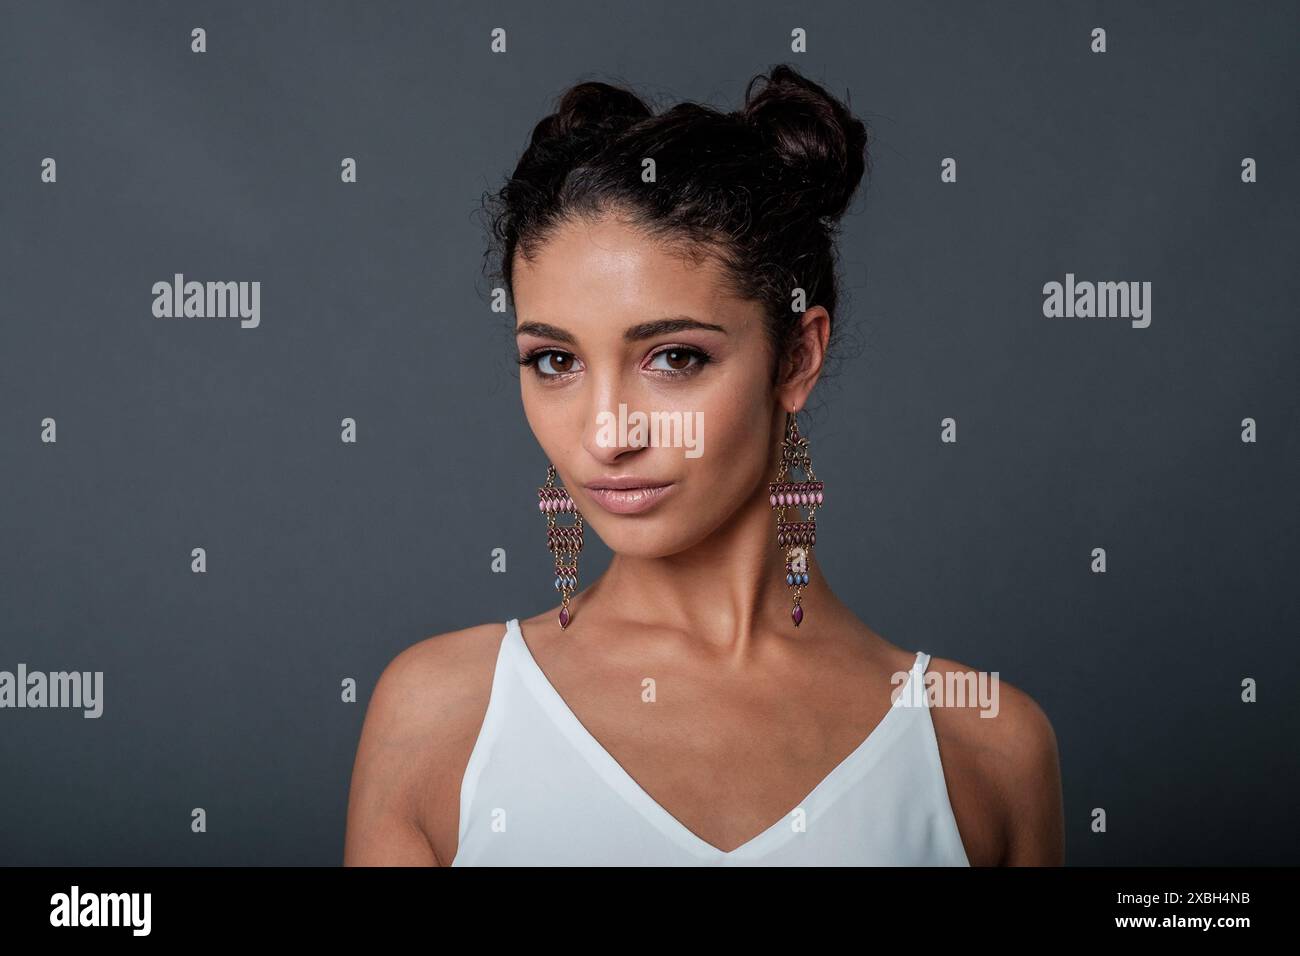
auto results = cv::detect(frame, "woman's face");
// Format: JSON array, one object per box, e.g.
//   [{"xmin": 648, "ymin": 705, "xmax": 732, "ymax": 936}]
[{"xmin": 512, "ymin": 214, "xmax": 787, "ymax": 558}]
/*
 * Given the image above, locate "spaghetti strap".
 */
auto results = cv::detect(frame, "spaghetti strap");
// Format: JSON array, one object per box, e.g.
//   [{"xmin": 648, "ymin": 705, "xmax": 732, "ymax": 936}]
[{"xmin": 452, "ymin": 619, "xmax": 971, "ymax": 866}]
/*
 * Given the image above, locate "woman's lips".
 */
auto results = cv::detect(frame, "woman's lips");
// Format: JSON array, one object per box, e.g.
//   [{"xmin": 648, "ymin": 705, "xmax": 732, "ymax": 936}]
[{"xmin": 582, "ymin": 483, "xmax": 676, "ymax": 515}]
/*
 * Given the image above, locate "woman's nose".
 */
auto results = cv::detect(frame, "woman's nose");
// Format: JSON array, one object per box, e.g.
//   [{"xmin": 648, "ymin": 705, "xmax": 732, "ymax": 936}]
[{"xmin": 582, "ymin": 381, "xmax": 649, "ymax": 462}]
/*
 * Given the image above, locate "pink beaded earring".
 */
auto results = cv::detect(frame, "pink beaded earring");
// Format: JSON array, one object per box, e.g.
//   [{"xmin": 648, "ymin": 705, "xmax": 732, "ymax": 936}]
[
  {"xmin": 538, "ymin": 464, "xmax": 584, "ymax": 630},
  {"xmin": 769, "ymin": 410, "xmax": 825, "ymax": 627}
]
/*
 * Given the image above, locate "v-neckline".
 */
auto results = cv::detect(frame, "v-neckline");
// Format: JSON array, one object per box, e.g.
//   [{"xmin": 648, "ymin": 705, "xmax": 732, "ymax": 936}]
[{"xmin": 504, "ymin": 618, "xmax": 925, "ymax": 860}]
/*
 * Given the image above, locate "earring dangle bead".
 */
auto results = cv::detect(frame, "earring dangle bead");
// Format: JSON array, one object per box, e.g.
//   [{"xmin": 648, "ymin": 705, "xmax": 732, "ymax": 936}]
[
  {"xmin": 538, "ymin": 464, "xmax": 584, "ymax": 630},
  {"xmin": 769, "ymin": 410, "xmax": 825, "ymax": 627}
]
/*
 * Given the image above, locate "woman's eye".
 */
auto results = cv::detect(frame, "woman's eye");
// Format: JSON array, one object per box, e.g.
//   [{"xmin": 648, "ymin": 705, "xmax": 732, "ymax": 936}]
[
  {"xmin": 647, "ymin": 347, "xmax": 710, "ymax": 376},
  {"xmin": 518, "ymin": 349, "xmax": 581, "ymax": 378},
  {"xmin": 537, "ymin": 351, "xmax": 574, "ymax": 375},
  {"xmin": 518, "ymin": 346, "xmax": 710, "ymax": 381}
]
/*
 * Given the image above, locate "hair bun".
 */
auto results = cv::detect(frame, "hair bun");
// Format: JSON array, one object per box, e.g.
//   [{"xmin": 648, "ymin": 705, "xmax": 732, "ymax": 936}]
[
  {"xmin": 740, "ymin": 65, "xmax": 869, "ymax": 221},
  {"xmin": 530, "ymin": 81, "xmax": 652, "ymax": 147}
]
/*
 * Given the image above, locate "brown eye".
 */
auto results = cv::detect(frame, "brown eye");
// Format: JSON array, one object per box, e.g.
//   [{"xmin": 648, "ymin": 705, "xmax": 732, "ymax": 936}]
[
  {"xmin": 540, "ymin": 351, "xmax": 572, "ymax": 374},
  {"xmin": 648, "ymin": 346, "xmax": 711, "ymax": 376},
  {"xmin": 663, "ymin": 350, "xmax": 690, "ymax": 370},
  {"xmin": 518, "ymin": 349, "xmax": 582, "ymax": 379}
]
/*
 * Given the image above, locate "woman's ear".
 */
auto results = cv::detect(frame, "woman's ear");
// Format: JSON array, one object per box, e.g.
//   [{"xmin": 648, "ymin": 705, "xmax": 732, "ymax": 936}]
[{"xmin": 776, "ymin": 306, "xmax": 831, "ymax": 409}]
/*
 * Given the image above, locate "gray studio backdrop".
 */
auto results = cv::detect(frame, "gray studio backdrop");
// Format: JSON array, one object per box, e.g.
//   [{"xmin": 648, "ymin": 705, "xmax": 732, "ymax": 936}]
[{"xmin": 1, "ymin": 0, "xmax": 1296, "ymax": 865}]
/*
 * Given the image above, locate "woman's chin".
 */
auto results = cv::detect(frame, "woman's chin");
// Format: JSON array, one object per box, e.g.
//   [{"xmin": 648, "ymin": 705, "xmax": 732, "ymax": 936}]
[{"xmin": 592, "ymin": 524, "xmax": 704, "ymax": 561}]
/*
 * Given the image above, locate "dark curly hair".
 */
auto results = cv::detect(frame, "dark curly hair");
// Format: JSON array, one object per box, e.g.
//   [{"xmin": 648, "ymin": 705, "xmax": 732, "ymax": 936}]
[{"xmin": 481, "ymin": 63, "xmax": 870, "ymax": 389}]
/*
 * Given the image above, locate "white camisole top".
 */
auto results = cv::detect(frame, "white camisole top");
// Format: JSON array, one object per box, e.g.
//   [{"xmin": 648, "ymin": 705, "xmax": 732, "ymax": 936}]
[{"xmin": 451, "ymin": 618, "xmax": 971, "ymax": 866}]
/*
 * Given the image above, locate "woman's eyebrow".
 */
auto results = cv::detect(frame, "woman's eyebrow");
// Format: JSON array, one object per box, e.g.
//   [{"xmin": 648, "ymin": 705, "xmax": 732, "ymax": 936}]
[
  {"xmin": 622, "ymin": 316, "xmax": 727, "ymax": 341},
  {"xmin": 514, "ymin": 321, "xmax": 576, "ymax": 344},
  {"xmin": 514, "ymin": 315, "xmax": 727, "ymax": 345}
]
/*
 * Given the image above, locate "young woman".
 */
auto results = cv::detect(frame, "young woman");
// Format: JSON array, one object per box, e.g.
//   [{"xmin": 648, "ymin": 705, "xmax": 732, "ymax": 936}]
[{"xmin": 344, "ymin": 64, "xmax": 1064, "ymax": 866}]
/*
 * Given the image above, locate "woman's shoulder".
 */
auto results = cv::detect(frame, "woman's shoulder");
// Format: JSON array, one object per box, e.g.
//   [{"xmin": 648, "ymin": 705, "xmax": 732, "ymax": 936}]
[
  {"xmin": 345, "ymin": 620, "xmax": 513, "ymax": 865},
  {"xmin": 383, "ymin": 619, "xmax": 511, "ymax": 677},
  {"xmin": 920, "ymin": 654, "xmax": 1056, "ymax": 752},
  {"xmin": 921, "ymin": 652, "xmax": 1064, "ymax": 865},
  {"xmin": 369, "ymin": 620, "xmax": 513, "ymax": 730}
]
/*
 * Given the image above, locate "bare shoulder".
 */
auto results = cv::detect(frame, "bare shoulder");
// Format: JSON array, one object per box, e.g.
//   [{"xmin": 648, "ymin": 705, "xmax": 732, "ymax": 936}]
[
  {"xmin": 342, "ymin": 621, "xmax": 510, "ymax": 866},
  {"xmin": 923, "ymin": 654, "xmax": 1065, "ymax": 866},
  {"xmin": 923, "ymin": 655, "xmax": 1058, "ymax": 761}
]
